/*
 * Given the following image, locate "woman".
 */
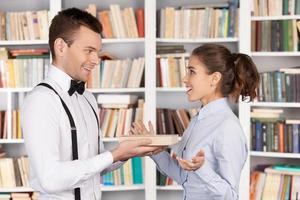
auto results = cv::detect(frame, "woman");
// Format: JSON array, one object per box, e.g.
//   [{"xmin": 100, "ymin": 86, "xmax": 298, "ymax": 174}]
[{"xmin": 132, "ymin": 44, "xmax": 259, "ymax": 200}]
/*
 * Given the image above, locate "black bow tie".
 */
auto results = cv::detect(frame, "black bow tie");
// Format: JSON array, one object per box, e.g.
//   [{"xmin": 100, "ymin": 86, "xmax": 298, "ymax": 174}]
[{"xmin": 68, "ymin": 80, "xmax": 85, "ymax": 96}]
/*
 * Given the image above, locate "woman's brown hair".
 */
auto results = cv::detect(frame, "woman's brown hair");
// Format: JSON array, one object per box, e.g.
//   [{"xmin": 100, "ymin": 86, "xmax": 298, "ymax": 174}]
[{"xmin": 191, "ymin": 44, "xmax": 259, "ymax": 102}]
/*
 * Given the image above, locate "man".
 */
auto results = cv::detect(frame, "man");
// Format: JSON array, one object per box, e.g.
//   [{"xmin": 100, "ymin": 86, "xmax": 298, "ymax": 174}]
[{"xmin": 21, "ymin": 7, "xmax": 159, "ymax": 200}]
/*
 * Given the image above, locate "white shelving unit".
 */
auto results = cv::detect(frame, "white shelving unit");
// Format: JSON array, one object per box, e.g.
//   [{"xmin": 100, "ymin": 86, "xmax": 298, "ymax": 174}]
[
  {"xmin": 3, "ymin": 0, "xmax": 297, "ymax": 200},
  {"xmin": 238, "ymin": 1, "xmax": 300, "ymax": 200}
]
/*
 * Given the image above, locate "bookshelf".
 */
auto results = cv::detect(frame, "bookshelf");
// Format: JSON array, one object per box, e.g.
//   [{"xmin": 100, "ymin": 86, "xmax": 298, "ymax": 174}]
[
  {"xmin": 2, "ymin": 0, "xmax": 298, "ymax": 200},
  {"xmin": 239, "ymin": 0, "xmax": 300, "ymax": 199}
]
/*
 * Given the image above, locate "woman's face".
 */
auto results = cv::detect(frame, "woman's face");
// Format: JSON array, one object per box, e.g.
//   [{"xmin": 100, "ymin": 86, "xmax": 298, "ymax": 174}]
[{"xmin": 183, "ymin": 55, "xmax": 221, "ymax": 104}]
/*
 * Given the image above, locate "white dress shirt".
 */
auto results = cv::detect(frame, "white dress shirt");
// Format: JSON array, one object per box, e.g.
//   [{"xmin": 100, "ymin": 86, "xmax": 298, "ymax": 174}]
[
  {"xmin": 151, "ymin": 98, "xmax": 248, "ymax": 200},
  {"xmin": 21, "ymin": 65, "xmax": 119, "ymax": 200}
]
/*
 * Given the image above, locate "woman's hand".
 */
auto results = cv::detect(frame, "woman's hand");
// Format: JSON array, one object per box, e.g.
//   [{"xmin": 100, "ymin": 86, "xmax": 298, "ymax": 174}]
[
  {"xmin": 172, "ymin": 150, "xmax": 205, "ymax": 171},
  {"xmin": 130, "ymin": 121, "xmax": 155, "ymax": 135},
  {"xmin": 129, "ymin": 121, "xmax": 167, "ymax": 156}
]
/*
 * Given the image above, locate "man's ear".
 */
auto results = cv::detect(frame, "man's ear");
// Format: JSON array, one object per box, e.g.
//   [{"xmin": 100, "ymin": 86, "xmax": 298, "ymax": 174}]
[{"xmin": 54, "ymin": 38, "xmax": 67, "ymax": 57}]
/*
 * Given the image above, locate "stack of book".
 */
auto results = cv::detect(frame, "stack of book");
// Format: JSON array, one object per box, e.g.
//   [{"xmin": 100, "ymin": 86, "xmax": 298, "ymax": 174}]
[
  {"xmin": 0, "ymin": 48, "xmax": 50, "ymax": 88},
  {"xmin": 251, "ymin": 20, "xmax": 299, "ymax": 52},
  {"xmin": 157, "ymin": 1, "xmax": 238, "ymax": 39},
  {"xmin": 250, "ymin": 164, "xmax": 300, "ymax": 200},
  {"xmin": 87, "ymin": 57, "xmax": 145, "ymax": 89},
  {"xmin": 156, "ymin": 108, "xmax": 198, "ymax": 136},
  {"xmin": 256, "ymin": 68, "xmax": 300, "ymax": 102},
  {"xmin": 85, "ymin": 4, "xmax": 144, "ymax": 39},
  {"xmin": 97, "ymin": 94, "xmax": 144, "ymax": 138},
  {"xmin": 156, "ymin": 53, "xmax": 188, "ymax": 88},
  {"xmin": 102, "ymin": 157, "xmax": 143, "ymax": 186},
  {"xmin": 0, "ymin": 10, "xmax": 49, "ymax": 41},
  {"xmin": 0, "ymin": 156, "xmax": 29, "ymax": 187},
  {"xmin": 251, "ymin": 108, "xmax": 300, "ymax": 153}
]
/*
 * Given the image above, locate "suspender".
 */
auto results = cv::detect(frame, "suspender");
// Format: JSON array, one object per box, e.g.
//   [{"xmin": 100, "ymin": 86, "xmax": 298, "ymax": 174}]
[{"xmin": 37, "ymin": 83, "xmax": 99, "ymax": 200}]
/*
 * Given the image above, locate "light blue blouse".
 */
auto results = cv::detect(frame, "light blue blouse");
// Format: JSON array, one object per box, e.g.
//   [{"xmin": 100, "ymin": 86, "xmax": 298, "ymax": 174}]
[{"xmin": 152, "ymin": 98, "xmax": 248, "ymax": 200}]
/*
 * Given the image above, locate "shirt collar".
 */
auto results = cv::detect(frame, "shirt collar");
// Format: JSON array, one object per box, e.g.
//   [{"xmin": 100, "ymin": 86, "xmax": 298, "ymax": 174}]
[
  {"xmin": 197, "ymin": 98, "xmax": 230, "ymax": 120},
  {"xmin": 47, "ymin": 64, "xmax": 72, "ymax": 93}
]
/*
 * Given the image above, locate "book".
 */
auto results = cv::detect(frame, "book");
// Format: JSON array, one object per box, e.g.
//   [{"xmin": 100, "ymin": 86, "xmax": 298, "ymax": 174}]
[
  {"xmin": 119, "ymin": 134, "xmax": 180, "ymax": 146},
  {"xmin": 97, "ymin": 94, "xmax": 138, "ymax": 105}
]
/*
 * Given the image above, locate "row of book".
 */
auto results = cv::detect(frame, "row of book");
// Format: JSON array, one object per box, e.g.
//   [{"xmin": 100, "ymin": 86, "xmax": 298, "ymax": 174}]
[
  {"xmin": 157, "ymin": 170, "xmax": 178, "ymax": 186},
  {"xmin": 0, "ymin": 48, "xmax": 50, "ymax": 88},
  {"xmin": 87, "ymin": 57, "xmax": 145, "ymax": 89},
  {"xmin": 251, "ymin": 20, "xmax": 300, "ymax": 52},
  {"xmin": 0, "ymin": 156, "xmax": 29, "ymax": 187},
  {"xmin": 0, "ymin": 192, "xmax": 39, "ymax": 200},
  {"xmin": 93, "ymin": 4, "xmax": 144, "ymax": 39},
  {"xmin": 0, "ymin": 10, "xmax": 49, "ymax": 41},
  {"xmin": 251, "ymin": 108, "xmax": 300, "ymax": 153},
  {"xmin": 256, "ymin": 68, "xmax": 300, "ymax": 102},
  {"xmin": 156, "ymin": 54, "xmax": 188, "ymax": 88},
  {"xmin": 156, "ymin": 108, "xmax": 197, "ymax": 136},
  {"xmin": 157, "ymin": 5, "xmax": 238, "ymax": 39},
  {"xmin": 0, "ymin": 110, "xmax": 22, "ymax": 140},
  {"xmin": 98, "ymin": 95, "xmax": 144, "ymax": 138},
  {"xmin": 250, "ymin": 165, "xmax": 300, "ymax": 200},
  {"xmin": 102, "ymin": 157, "xmax": 143, "ymax": 186},
  {"xmin": 251, "ymin": 0, "xmax": 300, "ymax": 16}
]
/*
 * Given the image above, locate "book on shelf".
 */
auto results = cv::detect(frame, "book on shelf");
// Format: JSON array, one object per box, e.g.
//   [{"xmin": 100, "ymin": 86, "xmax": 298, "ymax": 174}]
[
  {"xmin": 251, "ymin": 116, "xmax": 300, "ymax": 153},
  {"xmin": 251, "ymin": 0, "xmax": 300, "ymax": 16},
  {"xmin": 0, "ymin": 10, "xmax": 49, "ymax": 41},
  {"xmin": 157, "ymin": 3, "xmax": 239, "ymax": 39},
  {"xmin": 87, "ymin": 57, "xmax": 144, "ymax": 88},
  {"xmin": 250, "ymin": 164, "xmax": 300, "ymax": 200},
  {"xmin": 251, "ymin": 19, "xmax": 299, "ymax": 52},
  {"xmin": 97, "ymin": 94, "xmax": 138, "ymax": 105},
  {"xmin": 256, "ymin": 68, "xmax": 300, "ymax": 102},
  {"xmin": 99, "ymin": 99, "xmax": 144, "ymax": 138},
  {"xmin": 119, "ymin": 134, "xmax": 180, "ymax": 146},
  {"xmin": 0, "ymin": 156, "xmax": 29, "ymax": 187},
  {"xmin": 101, "ymin": 157, "xmax": 143, "ymax": 186},
  {"xmin": 84, "ymin": 4, "xmax": 144, "ymax": 39},
  {"xmin": 156, "ymin": 53, "xmax": 188, "ymax": 88},
  {"xmin": 156, "ymin": 108, "xmax": 197, "ymax": 136},
  {"xmin": 0, "ymin": 48, "xmax": 50, "ymax": 88}
]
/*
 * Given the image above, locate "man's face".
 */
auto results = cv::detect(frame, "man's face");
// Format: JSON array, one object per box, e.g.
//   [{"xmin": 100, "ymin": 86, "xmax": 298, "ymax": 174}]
[{"xmin": 62, "ymin": 26, "xmax": 102, "ymax": 82}]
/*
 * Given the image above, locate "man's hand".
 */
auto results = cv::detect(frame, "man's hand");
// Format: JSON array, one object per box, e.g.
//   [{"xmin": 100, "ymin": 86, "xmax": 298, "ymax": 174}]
[
  {"xmin": 172, "ymin": 150, "xmax": 205, "ymax": 171},
  {"xmin": 111, "ymin": 139, "xmax": 162, "ymax": 162}
]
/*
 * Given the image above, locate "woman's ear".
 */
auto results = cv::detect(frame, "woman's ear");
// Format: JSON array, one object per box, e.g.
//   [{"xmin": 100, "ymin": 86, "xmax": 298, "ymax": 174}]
[{"xmin": 210, "ymin": 71, "xmax": 222, "ymax": 87}]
